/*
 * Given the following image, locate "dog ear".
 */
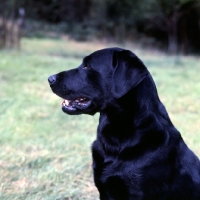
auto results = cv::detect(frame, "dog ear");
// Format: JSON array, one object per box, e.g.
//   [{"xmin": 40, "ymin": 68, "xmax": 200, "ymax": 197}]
[{"xmin": 111, "ymin": 49, "xmax": 149, "ymax": 98}]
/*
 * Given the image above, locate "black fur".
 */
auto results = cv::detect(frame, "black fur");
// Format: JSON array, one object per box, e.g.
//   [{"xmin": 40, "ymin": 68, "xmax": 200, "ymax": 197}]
[{"xmin": 48, "ymin": 48, "xmax": 200, "ymax": 200}]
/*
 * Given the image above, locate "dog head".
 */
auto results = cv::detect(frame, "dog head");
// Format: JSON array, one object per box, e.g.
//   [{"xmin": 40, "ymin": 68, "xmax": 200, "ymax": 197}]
[{"xmin": 48, "ymin": 47, "xmax": 149, "ymax": 115}]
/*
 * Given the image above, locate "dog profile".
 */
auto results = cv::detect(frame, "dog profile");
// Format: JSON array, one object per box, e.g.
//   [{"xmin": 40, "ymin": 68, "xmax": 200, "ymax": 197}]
[{"xmin": 48, "ymin": 48, "xmax": 200, "ymax": 200}]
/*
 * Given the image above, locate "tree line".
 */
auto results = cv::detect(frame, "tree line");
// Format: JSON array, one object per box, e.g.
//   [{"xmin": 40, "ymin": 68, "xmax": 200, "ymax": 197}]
[{"xmin": 0, "ymin": 0, "xmax": 200, "ymax": 54}]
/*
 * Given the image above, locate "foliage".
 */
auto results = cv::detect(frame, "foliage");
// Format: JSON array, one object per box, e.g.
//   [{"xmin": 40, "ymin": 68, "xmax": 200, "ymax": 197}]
[
  {"xmin": 0, "ymin": 0, "xmax": 200, "ymax": 53},
  {"xmin": 0, "ymin": 0, "xmax": 26, "ymax": 48},
  {"xmin": 0, "ymin": 37, "xmax": 200, "ymax": 199}
]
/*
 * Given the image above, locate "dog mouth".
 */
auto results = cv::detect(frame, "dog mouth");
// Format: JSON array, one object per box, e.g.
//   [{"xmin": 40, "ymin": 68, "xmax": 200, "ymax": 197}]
[{"xmin": 62, "ymin": 97, "xmax": 92, "ymax": 112}]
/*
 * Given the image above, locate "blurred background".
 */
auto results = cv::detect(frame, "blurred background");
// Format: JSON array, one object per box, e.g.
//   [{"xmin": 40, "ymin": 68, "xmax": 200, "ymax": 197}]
[
  {"xmin": 0, "ymin": 0, "xmax": 200, "ymax": 199},
  {"xmin": 0, "ymin": 0, "xmax": 200, "ymax": 54}
]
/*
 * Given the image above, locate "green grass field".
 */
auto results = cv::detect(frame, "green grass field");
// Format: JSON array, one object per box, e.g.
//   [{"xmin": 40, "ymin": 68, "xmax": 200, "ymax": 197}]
[{"xmin": 0, "ymin": 37, "xmax": 200, "ymax": 200}]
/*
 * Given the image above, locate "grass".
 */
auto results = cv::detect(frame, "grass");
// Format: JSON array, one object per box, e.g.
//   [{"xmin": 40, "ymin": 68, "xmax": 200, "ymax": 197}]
[{"xmin": 0, "ymin": 37, "xmax": 200, "ymax": 199}]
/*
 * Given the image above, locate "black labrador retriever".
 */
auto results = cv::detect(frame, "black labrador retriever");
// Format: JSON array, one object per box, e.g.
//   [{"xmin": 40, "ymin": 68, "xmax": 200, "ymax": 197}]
[{"xmin": 48, "ymin": 48, "xmax": 200, "ymax": 200}]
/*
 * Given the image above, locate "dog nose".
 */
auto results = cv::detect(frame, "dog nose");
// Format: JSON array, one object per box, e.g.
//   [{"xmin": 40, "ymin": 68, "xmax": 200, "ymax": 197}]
[{"xmin": 48, "ymin": 75, "xmax": 56, "ymax": 85}]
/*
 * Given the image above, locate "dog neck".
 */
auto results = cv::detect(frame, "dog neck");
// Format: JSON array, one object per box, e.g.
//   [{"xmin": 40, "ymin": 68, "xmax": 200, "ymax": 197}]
[{"xmin": 96, "ymin": 76, "xmax": 178, "ymax": 154}]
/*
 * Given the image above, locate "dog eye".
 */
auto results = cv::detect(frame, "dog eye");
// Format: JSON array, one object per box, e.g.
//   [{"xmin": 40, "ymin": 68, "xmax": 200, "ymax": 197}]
[{"xmin": 83, "ymin": 65, "xmax": 90, "ymax": 69}]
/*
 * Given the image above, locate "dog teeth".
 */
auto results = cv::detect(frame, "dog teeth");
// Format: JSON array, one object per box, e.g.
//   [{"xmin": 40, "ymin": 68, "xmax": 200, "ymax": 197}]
[
  {"xmin": 64, "ymin": 99, "xmax": 70, "ymax": 106},
  {"xmin": 62, "ymin": 98, "xmax": 88, "ymax": 107},
  {"xmin": 79, "ymin": 98, "xmax": 87, "ymax": 102}
]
